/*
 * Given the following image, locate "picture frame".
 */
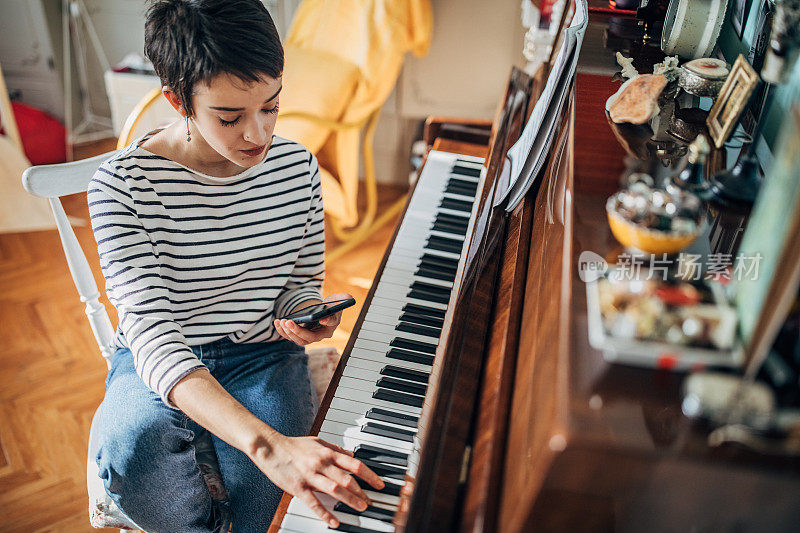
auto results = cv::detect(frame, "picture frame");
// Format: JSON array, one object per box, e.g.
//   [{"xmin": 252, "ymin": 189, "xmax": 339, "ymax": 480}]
[
  {"xmin": 706, "ymin": 54, "xmax": 759, "ymax": 149},
  {"xmin": 731, "ymin": 0, "xmax": 751, "ymax": 39}
]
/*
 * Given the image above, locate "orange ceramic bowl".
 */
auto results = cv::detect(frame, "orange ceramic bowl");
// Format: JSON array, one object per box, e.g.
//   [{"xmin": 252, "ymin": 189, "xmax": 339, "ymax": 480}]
[{"xmin": 606, "ymin": 203, "xmax": 700, "ymax": 255}]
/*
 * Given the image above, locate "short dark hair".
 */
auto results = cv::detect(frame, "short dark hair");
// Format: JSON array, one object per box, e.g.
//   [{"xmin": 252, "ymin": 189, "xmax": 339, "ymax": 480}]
[{"xmin": 144, "ymin": 0, "xmax": 283, "ymax": 117}]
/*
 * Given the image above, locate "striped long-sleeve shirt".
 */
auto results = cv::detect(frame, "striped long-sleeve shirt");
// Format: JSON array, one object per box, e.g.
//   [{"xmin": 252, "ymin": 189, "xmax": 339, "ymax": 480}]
[{"xmin": 88, "ymin": 135, "xmax": 324, "ymax": 407}]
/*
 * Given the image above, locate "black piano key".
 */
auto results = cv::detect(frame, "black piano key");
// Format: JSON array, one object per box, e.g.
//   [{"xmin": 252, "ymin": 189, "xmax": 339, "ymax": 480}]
[
  {"xmin": 355, "ymin": 476, "xmax": 402, "ymax": 497},
  {"xmin": 435, "ymin": 213, "xmax": 470, "ymax": 227},
  {"xmin": 391, "ymin": 338, "xmax": 440, "ymax": 356},
  {"xmin": 354, "ymin": 444, "xmax": 408, "ymax": 467},
  {"xmin": 367, "ymin": 406, "xmax": 420, "ymax": 427},
  {"xmin": 445, "ymin": 180, "xmax": 476, "ymax": 192},
  {"xmin": 427, "ymin": 234, "xmax": 465, "ymax": 250},
  {"xmin": 396, "ymin": 321, "xmax": 441, "ymax": 339},
  {"xmin": 425, "ymin": 240, "xmax": 462, "ymax": 255},
  {"xmin": 421, "ymin": 251, "xmax": 460, "ymax": 267},
  {"xmin": 433, "ymin": 217, "xmax": 468, "ymax": 233},
  {"xmin": 334, "ymin": 502, "xmax": 395, "ymax": 522},
  {"xmin": 374, "ymin": 388, "xmax": 424, "ymax": 408},
  {"xmin": 362, "ymin": 421, "xmax": 415, "ymax": 443},
  {"xmin": 377, "ymin": 376, "xmax": 427, "ymax": 396},
  {"xmin": 452, "ymin": 164, "xmax": 482, "ymax": 177},
  {"xmin": 408, "ymin": 288, "xmax": 450, "ymax": 304},
  {"xmin": 444, "ymin": 183, "xmax": 477, "ymax": 197},
  {"xmin": 399, "ymin": 311, "xmax": 444, "ymax": 329},
  {"xmin": 433, "ymin": 220, "xmax": 468, "ymax": 235},
  {"xmin": 432, "ymin": 221, "xmax": 467, "ymax": 236},
  {"xmin": 358, "ymin": 458, "xmax": 407, "ymax": 480},
  {"xmin": 403, "ymin": 302, "xmax": 446, "ymax": 319},
  {"xmin": 415, "ymin": 266, "xmax": 455, "ymax": 282},
  {"xmin": 448, "ymin": 176, "xmax": 479, "ymax": 190},
  {"xmin": 386, "ymin": 348, "xmax": 434, "ymax": 366},
  {"xmin": 426, "ymin": 235, "xmax": 463, "ymax": 254},
  {"xmin": 431, "ymin": 220, "xmax": 467, "ymax": 234},
  {"xmin": 380, "ymin": 366, "xmax": 429, "ymax": 384},
  {"xmin": 410, "ymin": 281, "xmax": 450, "ymax": 297},
  {"xmin": 417, "ymin": 266, "xmax": 457, "ymax": 282},
  {"xmin": 439, "ymin": 197, "xmax": 473, "ymax": 213},
  {"xmin": 416, "ymin": 267, "xmax": 456, "ymax": 283},
  {"xmin": 418, "ymin": 264, "xmax": 457, "ymax": 278},
  {"xmin": 419, "ymin": 256, "xmax": 459, "ymax": 273}
]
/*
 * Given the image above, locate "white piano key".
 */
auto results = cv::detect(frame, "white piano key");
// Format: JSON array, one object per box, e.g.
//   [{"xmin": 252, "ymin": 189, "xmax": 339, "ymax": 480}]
[
  {"xmin": 332, "ymin": 386, "xmax": 422, "ymax": 416},
  {"xmin": 287, "ymin": 494, "xmax": 395, "ymax": 532},
  {"xmin": 335, "ymin": 375, "xmax": 423, "ymax": 398},
  {"xmin": 280, "ymin": 513, "xmax": 335, "ymax": 533},
  {"xmin": 381, "ymin": 267, "xmax": 454, "ymax": 289},
  {"xmin": 343, "ymin": 426, "xmax": 414, "ymax": 454},
  {"xmin": 360, "ymin": 321, "xmax": 440, "ymax": 344},
  {"xmin": 364, "ymin": 306, "xmax": 442, "ymax": 330},
  {"xmin": 342, "ymin": 366, "xmax": 427, "ymax": 390},
  {"xmin": 441, "ymin": 191, "xmax": 476, "ymax": 203},
  {"xmin": 324, "ymin": 408, "xmax": 418, "ymax": 434},
  {"xmin": 321, "ymin": 420, "xmax": 416, "ymax": 454},
  {"xmin": 345, "ymin": 353, "xmax": 431, "ymax": 372},
  {"xmin": 397, "ymin": 222, "xmax": 467, "ymax": 239},
  {"xmin": 367, "ymin": 300, "xmax": 445, "ymax": 319},
  {"xmin": 318, "ymin": 430, "xmax": 411, "ymax": 459},
  {"xmin": 373, "ymin": 284, "xmax": 449, "ymax": 307},
  {"xmin": 390, "ymin": 244, "xmax": 461, "ymax": 262},
  {"xmin": 346, "ymin": 349, "xmax": 433, "ymax": 374},
  {"xmin": 371, "ymin": 290, "xmax": 448, "ymax": 311},
  {"xmin": 352, "ymin": 340, "xmax": 435, "ymax": 365},
  {"xmin": 434, "ymin": 206, "xmax": 472, "ymax": 219},
  {"xmin": 339, "ymin": 376, "xmax": 424, "ymax": 402},
  {"xmin": 428, "ymin": 228, "xmax": 469, "ymax": 240}
]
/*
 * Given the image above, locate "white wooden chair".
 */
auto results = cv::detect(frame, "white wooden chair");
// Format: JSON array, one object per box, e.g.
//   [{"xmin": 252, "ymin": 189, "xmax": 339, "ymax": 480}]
[
  {"xmin": 21, "ymin": 153, "xmax": 228, "ymax": 531},
  {"xmin": 21, "ymin": 153, "xmax": 342, "ymax": 531}
]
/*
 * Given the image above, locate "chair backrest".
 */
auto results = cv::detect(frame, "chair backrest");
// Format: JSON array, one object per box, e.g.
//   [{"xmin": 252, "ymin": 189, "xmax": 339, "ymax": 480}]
[
  {"xmin": 22, "ymin": 151, "xmax": 119, "ymax": 366},
  {"xmin": 116, "ymin": 86, "xmax": 180, "ymax": 149}
]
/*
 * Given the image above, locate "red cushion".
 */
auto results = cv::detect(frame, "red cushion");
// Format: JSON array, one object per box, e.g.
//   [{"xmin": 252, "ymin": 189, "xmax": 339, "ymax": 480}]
[{"xmin": 4, "ymin": 102, "xmax": 67, "ymax": 165}]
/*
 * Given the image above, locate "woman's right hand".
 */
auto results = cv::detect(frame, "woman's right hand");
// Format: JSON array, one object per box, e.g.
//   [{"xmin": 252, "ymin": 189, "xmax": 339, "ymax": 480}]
[{"xmin": 251, "ymin": 433, "xmax": 385, "ymax": 528}]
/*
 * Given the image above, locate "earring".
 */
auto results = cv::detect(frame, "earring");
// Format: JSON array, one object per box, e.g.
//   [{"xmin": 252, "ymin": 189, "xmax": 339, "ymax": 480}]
[{"xmin": 185, "ymin": 116, "xmax": 191, "ymax": 142}]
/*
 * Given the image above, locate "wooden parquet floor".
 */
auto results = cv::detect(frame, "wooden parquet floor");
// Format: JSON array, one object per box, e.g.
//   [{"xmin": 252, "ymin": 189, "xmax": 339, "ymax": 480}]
[{"xmin": 0, "ymin": 140, "xmax": 406, "ymax": 532}]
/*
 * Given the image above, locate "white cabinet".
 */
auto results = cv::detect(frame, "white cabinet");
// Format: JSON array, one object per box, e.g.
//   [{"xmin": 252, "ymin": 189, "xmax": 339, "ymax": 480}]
[{"xmin": 0, "ymin": 0, "xmax": 64, "ymax": 120}]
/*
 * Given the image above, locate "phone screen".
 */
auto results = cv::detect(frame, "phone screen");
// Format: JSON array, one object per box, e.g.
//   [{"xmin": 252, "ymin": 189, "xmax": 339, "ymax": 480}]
[{"xmin": 282, "ymin": 298, "xmax": 353, "ymax": 321}]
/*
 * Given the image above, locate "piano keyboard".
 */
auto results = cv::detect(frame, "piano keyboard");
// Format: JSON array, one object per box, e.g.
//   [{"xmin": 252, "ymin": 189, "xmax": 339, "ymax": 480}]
[{"xmin": 277, "ymin": 150, "xmax": 485, "ymax": 533}]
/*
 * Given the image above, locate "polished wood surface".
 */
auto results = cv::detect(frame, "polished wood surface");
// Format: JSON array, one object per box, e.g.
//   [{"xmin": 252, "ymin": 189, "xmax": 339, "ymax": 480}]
[
  {"xmin": 483, "ymin": 14, "xmax": 800, "ymax": 533},
  {"xmin": 278, "ymin": 10, "xmax": 799, "ymax": 533}
]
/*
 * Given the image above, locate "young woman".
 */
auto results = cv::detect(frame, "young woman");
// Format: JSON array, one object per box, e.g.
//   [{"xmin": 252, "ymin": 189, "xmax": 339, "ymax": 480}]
[{"xmin": 88, "ymin": 1, "xmax": 382, "ymax": 531}]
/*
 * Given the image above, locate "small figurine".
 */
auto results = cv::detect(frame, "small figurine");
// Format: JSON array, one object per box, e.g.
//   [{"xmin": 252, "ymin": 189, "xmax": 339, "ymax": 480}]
[
  {"xmin": 668, "ymin": 134, "xmax": 711, "ymax": 195},
  {"xmin": 609, "ymin": 74, "xmax": 668, "ymax": 124}
]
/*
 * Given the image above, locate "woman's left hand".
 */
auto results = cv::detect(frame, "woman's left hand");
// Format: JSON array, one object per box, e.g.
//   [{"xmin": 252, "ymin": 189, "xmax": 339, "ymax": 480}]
[{"xmin": 273, "ymin": 293, "xmax": 351, "ymax": 346}]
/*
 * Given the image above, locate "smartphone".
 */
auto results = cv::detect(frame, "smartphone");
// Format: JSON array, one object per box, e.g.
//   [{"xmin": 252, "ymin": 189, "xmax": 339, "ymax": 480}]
[{"xmin": 279, "ymin": 297, "xmax": 356, "ymax": 330}]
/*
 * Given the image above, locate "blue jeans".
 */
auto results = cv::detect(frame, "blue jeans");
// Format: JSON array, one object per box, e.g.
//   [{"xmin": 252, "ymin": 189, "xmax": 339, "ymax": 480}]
[{"xmin": 93, "ymin": 338, "xmax": 316, "ymax": 533}]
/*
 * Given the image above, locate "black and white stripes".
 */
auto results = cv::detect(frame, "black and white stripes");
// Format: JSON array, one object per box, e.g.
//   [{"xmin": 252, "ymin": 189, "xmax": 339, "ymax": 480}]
[{"xmin": 89, "ymin": 136, "xmax": 324, "ymax": 407}]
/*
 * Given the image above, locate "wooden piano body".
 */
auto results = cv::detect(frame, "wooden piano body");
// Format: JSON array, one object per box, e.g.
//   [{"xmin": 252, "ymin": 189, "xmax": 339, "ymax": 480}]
[{"xmin": 272, "ymin": 9, "xmax": 800, "ymax": 533}]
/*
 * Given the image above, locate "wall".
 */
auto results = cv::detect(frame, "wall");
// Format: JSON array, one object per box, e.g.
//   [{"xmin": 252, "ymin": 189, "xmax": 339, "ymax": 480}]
[
  {"xmin": 717, "ymin": 0, "xmax": 800, "ymax": 161},
  {"xmin": 11, "ymin": 0, "xmax": 525, "ymax": 183}
]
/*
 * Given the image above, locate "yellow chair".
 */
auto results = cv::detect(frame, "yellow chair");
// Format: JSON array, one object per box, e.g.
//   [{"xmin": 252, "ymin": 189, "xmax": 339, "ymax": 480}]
[{"xmin": 276, "ymin": 0, "xmax": 432, "ymax": 259}]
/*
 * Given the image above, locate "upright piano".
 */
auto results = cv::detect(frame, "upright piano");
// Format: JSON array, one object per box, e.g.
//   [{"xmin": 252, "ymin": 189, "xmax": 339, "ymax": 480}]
[{"xmin": 271, "ymin": 8, "xmax": 800, "ymax": 533}]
